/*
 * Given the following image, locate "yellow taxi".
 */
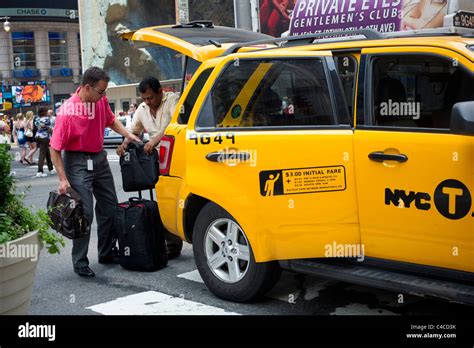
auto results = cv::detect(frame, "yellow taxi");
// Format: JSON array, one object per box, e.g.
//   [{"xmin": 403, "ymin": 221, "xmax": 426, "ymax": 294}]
[{"xmin": 123, "ymin": 21, "xmax": 474, "ymax": 304}]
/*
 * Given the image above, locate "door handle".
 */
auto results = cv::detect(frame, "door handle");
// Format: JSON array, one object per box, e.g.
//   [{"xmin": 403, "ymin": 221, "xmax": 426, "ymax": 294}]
[
  {"xmin": 206, "ymin": 151, "xmax": 250, "ymax": 163},
  {"xmin": 368, "ymin": 151, "xmax": 408, "ymax": 163}
]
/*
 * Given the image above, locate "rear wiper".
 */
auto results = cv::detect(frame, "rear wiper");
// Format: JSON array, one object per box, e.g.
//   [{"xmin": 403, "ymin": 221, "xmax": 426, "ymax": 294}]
[
  {"xmin": 209, "ymin": 39, "xmax": 221, "ymax": 47},
  {"xmin": 172, "ymin": 20, "xmax": 214, "ymax": 29}
]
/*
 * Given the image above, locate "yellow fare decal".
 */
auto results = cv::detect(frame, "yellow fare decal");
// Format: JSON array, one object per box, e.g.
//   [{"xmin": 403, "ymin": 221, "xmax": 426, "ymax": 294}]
[{"xmin": 259, "ymin": 166, "xmax": 346, "ymax": 197}]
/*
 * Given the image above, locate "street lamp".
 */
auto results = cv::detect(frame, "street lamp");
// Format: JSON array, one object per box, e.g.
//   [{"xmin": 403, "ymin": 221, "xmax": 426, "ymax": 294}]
[{"xmin": 0, "ymin": 17, "xmax": 11, "ymax": 32}]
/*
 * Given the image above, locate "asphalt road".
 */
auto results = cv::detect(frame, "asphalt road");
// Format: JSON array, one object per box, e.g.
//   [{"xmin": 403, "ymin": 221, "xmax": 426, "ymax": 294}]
[{"xmin": 8, "ymin": 146, "xmax": 471, "ymax": 316}]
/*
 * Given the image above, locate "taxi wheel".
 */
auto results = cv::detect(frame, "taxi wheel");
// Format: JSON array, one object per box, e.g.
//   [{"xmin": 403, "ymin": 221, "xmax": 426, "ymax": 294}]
[{"xmin": 193, "ymin": 202, "xmax": 281, "ymax": 303}]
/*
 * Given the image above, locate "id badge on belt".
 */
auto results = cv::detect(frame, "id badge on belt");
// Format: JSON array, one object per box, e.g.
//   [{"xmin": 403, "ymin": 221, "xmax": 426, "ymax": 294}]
[{"xmin": 86, "ymin": 156, "xmax": 93, "ymax": 171}]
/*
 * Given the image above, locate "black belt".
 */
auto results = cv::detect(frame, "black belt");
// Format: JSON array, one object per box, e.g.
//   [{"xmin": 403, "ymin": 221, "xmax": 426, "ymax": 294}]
[{"xmin": 65, "ymin": 150, "xmax": 102, "ymax": 156}]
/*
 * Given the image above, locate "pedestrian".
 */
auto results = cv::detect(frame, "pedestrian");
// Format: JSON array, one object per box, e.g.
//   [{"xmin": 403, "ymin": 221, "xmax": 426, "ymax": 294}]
[
  {"xmin": 0, "ymin": 116, "xmax": 11, "ymax": 145},
  {"xmin": 47, "ymin": 109, "xmax": 56, "ymax": 129},
  {"xmin": 35, "ymin": 106, "xmax": 56, "ymax": 178},
  {"xmin": 8, "ymin": 114, "xmax": 15, "ymax": 144},
  {"xmin": 116, "ymin": 76, "xmax": 183, "ymax": 259},
  {"xmin": 13, "ymin": 113, "xmax": 27, "ymax": 164},
  {"xmin": 50, "ymin": 66, "xmax": 141, "ymax": 278},
  {"xmin": 128, "ymin": 103, "xmax": 138, "ymax": 121},
  {"xmin": 24, "ymin": 111, "xmax": 38, "ymax": 165}
]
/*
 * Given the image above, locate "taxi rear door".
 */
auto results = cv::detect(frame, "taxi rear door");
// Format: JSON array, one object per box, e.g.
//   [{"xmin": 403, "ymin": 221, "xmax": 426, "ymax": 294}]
[
  {"xmin": 185, "ymin": 50, "xmax": 360, "ymax": 262},
  {"xmin": 121, "ymin": 22, "xmax": 274, "ymax": 90},
  {"xmin": 354, "ymin": 46, "xmax": 474, "ymax": 273}
]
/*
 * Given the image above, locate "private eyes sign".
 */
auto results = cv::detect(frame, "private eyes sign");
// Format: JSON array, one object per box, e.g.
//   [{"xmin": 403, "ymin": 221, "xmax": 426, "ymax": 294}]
[{"xmin": 290, "ymin": 0, "xmax": 449, "ymax": 35}]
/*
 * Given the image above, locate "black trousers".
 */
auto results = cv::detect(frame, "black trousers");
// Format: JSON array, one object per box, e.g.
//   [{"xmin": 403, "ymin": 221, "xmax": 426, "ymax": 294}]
[
  {"xmin": 36, "ymin": 137, "xmax": 53, "ymax": 172},
  {"xmin": 63, "ymin": 150, "xmax": 118, "ymax": 269}
]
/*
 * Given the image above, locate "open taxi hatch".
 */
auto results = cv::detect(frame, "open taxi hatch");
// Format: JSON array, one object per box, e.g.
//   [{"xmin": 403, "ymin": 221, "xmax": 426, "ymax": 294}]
[{"xmin": 121, "ymin": 21, "xmax": 274, "ymax": 62}]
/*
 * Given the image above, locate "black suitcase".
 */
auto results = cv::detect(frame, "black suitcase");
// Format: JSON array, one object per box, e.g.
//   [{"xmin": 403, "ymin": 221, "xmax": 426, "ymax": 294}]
[{"xmin": 115, "ymin": 189, "xmax": 168, "ymax": 271}]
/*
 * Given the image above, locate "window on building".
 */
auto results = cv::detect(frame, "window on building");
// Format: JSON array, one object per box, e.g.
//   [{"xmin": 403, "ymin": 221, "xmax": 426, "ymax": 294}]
[
  {"xmin": 49, "ymin": 32, "xmax": 69, "ymax": 68},
  {"xmin": 121, "ymin": 100, "xmax": 130, "ymax": 113},
  {"xmin": 12, "ymin": 32, "xmax": 36, "ymax": 69}
]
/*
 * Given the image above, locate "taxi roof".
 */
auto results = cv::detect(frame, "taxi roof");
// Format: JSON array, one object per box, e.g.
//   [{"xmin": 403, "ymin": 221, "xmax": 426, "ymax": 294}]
[
  {"xmin": 280, "ymin": 35, "xmax": 474, "ymax": 62},
  {"xmin": 121, "ymin": 21, "xmax": 273, "ymax": 62},
  {"xmin": 223, "ymin": 27, "xmax": 474, "ymax": 63}
]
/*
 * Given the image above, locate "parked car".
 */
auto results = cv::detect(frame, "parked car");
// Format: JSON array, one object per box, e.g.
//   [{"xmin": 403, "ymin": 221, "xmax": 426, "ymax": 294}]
[{"xmin": 103, "ymin": 116, "xmax": 127, "ymax": 145}]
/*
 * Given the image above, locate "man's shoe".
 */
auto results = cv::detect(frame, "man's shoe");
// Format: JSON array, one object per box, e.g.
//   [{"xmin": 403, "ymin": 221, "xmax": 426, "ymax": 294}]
[
  {"xmin": 74, "ymin": 266, "xmax": 95, "ymax": 277},
  {"xmin": 98, "ymin": 254, "xmax": 120, "ymax": 264}
]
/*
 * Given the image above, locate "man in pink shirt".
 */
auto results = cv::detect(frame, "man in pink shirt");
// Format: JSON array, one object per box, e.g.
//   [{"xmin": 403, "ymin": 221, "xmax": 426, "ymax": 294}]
[{"xmin": 51, "ymin": 67, "xmax": 140, "ymax": 278}]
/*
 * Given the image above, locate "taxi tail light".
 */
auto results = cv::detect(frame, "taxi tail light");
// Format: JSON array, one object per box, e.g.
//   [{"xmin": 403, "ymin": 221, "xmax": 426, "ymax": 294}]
[{"xmin": 159, "ymin": 135, "xmax": 174, "ymax": 175}]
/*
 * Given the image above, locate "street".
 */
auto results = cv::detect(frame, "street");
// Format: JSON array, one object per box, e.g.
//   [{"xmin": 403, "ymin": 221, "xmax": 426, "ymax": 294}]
[{"xmin": 9, "ymin": 147, "xmax": 471, "ymax": 316}]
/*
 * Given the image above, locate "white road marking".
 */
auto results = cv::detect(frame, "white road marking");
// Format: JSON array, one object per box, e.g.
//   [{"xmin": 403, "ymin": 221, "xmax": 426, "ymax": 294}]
[
  {"xmin": 330, "ymin": 303, "xmax": 398, "ymax": 315},
  {"xmin": 87, "ymin": 291, "xmax": 240, "ymax": 315},
  {"xmin": 177, "ymin": 270, "xmax": 204, "ymax": 283},
  {"xmin": 107, "ymin": 155, "xmax": 120, "ymax": 162}
]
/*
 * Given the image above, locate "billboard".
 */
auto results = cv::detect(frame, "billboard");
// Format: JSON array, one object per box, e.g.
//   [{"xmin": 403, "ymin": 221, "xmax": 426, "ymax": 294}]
[
  {"xmin": 290, "ymin": 0, "xmax": 453, "ymax": 35},
  {"xmin": 12, "ymin": 81, "xmax": 50, "ymax": 107},
  {"xmin": 259, "ymin": 0, "xmax": 297, "ymax": 37}
]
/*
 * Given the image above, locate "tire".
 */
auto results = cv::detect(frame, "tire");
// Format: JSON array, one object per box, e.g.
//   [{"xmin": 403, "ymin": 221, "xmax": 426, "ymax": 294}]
[{"xmin": 193, "ymin": 202, "xmax": 281, "ymax": 303}]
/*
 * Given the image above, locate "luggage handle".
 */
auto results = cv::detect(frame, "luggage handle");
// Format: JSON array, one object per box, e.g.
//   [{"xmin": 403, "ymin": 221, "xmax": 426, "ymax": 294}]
[{"xmin": 137, "ymin": 189, "xmax": 154, "ymax": 201}]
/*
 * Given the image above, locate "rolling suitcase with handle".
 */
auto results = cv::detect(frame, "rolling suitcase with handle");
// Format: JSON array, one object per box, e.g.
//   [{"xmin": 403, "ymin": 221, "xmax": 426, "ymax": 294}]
[{"xmin": 115, "ymin": 189, "xmax": 168, "ymax": 272}]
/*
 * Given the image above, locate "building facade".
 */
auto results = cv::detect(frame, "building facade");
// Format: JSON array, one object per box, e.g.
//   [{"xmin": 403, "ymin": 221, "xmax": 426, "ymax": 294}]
[{"xmin": 0, "ymin": 0, "xmax": 81, "ymax": 112}]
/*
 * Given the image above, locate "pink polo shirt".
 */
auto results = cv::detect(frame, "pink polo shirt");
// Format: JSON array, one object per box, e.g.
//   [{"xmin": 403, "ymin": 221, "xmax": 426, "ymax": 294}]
[{"xmin": 50, "ymin": 89, "xmax": 115, "ymax": 153}]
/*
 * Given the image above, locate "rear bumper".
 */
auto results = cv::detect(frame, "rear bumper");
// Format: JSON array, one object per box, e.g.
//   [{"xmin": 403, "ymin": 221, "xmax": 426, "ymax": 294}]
[{"xmin": 155, "ymin": 176, "xmax": 184, "ymax": 239}]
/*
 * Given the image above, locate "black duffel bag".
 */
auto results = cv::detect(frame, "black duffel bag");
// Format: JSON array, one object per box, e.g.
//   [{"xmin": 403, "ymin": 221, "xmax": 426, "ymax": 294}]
[
  {"xmin": 120, "ymin": 143, "xmax": 159, "ymax": 192},
  {"xmin": 47, "ymin": 188, "xmax": 89, "ymax": 239}
]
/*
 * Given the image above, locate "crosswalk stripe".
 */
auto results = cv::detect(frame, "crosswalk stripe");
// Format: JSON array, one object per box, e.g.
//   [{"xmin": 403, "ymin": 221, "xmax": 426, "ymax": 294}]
[
  {"xmin": 177, "ymin": 270, "xmax": 204, "ymax": 283},
  {"xmin": 87, "ymin": 291, "xmax": 240, "ymax": 315}
]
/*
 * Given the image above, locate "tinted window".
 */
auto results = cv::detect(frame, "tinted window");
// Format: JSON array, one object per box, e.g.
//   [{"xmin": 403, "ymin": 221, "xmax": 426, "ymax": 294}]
[
  {"xmin": 198, "ymin": 58, "xmax": 334, "ymax": 128},
  {"xmin": 334, "ymin": 55, "xmax": 357, "ymax": 116},
  {"xmin": 372, "ymin": 55, "xmax": 474, "ymax": 129},
  {"xmin": 179, "ymin": 68, "xmax": 213, "ymax": 124}
]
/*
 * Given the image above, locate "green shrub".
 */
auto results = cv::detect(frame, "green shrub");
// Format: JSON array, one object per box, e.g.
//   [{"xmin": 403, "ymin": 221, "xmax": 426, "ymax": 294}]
[{"xmin": 0, "ymin": 144, "xmax": 64, "ymax": 253}]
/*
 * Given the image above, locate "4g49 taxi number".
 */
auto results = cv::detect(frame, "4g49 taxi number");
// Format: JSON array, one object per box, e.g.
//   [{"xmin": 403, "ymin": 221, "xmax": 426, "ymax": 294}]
[{"xmin": 189, "ymin": 133, "xmax": 235, "ymax": 145}]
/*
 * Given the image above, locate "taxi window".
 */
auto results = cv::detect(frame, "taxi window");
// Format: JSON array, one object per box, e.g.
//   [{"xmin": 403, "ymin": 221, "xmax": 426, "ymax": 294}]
[
  {"xmin": 334, "ymin": 55, "xmax": 357, "ymax": 116},
  {"xmin": 179, "ymin": 68, "xmax": 213, "ymax": 124},
  {"xmin": 197, "ymin": 58, "xmax": 335, "ymax": 129},
  {"xmin": 371, "ymin": 55, "xmax": 474, "ymax": 130}
]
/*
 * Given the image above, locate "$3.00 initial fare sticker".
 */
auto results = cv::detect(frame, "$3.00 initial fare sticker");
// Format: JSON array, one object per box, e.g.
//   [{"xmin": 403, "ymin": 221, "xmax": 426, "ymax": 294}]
[{"xmin": 259, "ymin": 165, "xmax": 346, "ymax": 197}]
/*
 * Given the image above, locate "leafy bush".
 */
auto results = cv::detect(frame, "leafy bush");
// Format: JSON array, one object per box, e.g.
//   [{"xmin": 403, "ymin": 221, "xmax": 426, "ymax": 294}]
[{"xmin": 0, "ymin": 144, "xmax": 64, "ymax": 253}]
